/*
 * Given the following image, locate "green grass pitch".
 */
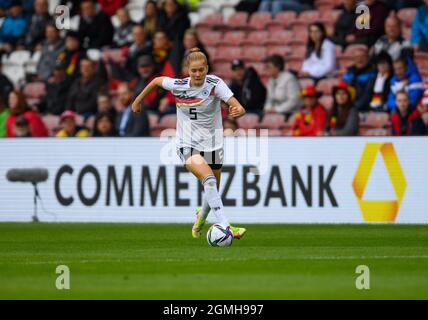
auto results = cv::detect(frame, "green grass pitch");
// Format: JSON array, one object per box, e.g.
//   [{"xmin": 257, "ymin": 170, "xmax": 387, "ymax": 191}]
[{"xmin": 0, "ymin": 223, "xmax": 427, "ymax": 299}]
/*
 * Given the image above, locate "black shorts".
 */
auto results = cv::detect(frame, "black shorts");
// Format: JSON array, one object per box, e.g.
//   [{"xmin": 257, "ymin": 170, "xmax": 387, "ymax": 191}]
[{"xmin": 177, "ymin": 147, "xmax": 224, "ymax": 170}]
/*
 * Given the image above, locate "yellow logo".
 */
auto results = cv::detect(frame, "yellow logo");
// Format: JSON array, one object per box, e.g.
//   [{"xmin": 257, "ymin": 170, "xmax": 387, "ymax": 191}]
[{"xmin": 352, "ymin": 143, "xmax": 407, "ymax": 222}]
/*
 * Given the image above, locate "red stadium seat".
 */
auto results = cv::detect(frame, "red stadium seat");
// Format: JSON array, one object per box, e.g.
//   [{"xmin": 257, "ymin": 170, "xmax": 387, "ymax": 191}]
[
  {"xmin": 320, "ymin": 9, "xmax": 341, "ymax": 23},
  {"xmin": 397, "ymin": 8, "xmax": 417, "ymax": 27},
  {"xmin": 147, "ymin": 112, "xmax": 159, "ymax": 128},
  {"xmin": 266, "ymin": 45, "xmax": 291, "ymax": 57},
  {"xmin": 200, "ymin": 31, "xmax": 222, "ymax": 47},
  {"xmin": 151, "ymin": 114, "xmax": 177, "ymax": 136},
  {"xmin": 287, "ymin": 58, "xmax": 303, "ymax": 72},
  {"xmin": 242, "ymin": 30, "xmax": 270, "ymax": 46},
  {"xmin": 241, "ymin": 45, "xmax": 267, "ymax": 62},
  {"xmin": 226, "ymin": 12, "xmax": 249, "ymax": 30},
  {"xmin": 212, "ymin": 46, "xmax": 242, "ymax": 63},
  {"xmin": 24, "ymin": 82, "xmax": 46, "ymax": 99},
  {"xmin": 248, "ymin": 12, "xmax": 272, "ymax": 30},
  {"xmin": 251, "ymin": 62, "xmax": 267, "ymax": 77},
  {"xmin": 298, "ymin": 78, "xmax": 315, "ymax": 89},
  {"xmin": 266, "ymin": 11, "xmax": 297, "ymax": 31},
  {"xmin": 42, "ymin": 115, "xmax": 60, "ymax": 136},
  {"xmin": 290, "ymin": 10, "xmax": 321, "ymax": 28},
  {"xmin": 195, "ymin": 13, "xmax": 225, "ymax": 30},
  {"xmin": 317, "ymin": 78, "xmax": 339, "ymax": 95},
  {"xmin": 263, "ymin": 30, "xmax": 293, "ymax": 46},
  {"xmin": 102, "ymin": 48, "xmax": 125, "ymax": 64},
  {"xmin": 290, "ymin": 26, "xmax": 308, "ymax": 45},
  {"xmin": 255, "ymin": 113, "xmax": 286, "ymax": 129},
  {"xmin": 213, "ymin": 62, "xmax": 232, "ymax": 78},
  {"xmin": 205, "ymin": 46, "xmax": 217, "ymax": 60},
  {"xmin": 289, "ymin": 45, "xmax": 306, "ymax": 59},
  {"xmin": 236, "ymin": 113, "xmax": 260, "ymax": 129},
  {"xmin": 319, "ymin": 95, "xmax": 334, "ymax": 111},
  {"xmin": 219, "ymin": 31, "xmax": 246, "ymax": 46}
]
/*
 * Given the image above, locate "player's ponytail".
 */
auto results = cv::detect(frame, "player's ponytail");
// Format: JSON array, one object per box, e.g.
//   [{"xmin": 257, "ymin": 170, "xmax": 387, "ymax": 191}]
[{"xmin": 186, "ymin": 47, "xmax": 208, "ymax": 67}]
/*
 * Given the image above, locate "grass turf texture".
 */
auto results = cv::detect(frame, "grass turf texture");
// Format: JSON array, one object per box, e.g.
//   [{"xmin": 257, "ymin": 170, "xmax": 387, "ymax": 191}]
[{"xmin": 0, "ymin": 223, "xmax": 427, "ymax": 299}]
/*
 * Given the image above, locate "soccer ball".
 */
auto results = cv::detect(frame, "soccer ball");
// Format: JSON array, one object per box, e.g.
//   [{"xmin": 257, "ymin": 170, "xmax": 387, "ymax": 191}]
[{"xmin": 207, "ymin": 224, "xmax": 233, "ymax": 247}]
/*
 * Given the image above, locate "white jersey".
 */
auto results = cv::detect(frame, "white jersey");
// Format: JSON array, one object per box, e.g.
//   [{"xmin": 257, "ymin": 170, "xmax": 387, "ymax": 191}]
[{"xmin": 162, "ymin": 75, "xmax": 234, "ymax": 151}]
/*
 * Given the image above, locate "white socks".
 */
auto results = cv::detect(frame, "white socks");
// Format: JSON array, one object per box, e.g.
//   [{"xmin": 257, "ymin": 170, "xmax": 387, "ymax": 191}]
[{"xmin": 202, "ymin": 175, "xmax": 228, "ymax": 225}]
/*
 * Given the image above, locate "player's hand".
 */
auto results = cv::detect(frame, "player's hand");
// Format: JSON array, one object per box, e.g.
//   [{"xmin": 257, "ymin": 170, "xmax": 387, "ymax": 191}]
[
  {"xmin": 132, "ymin": 102, "xmax": 141, "ymax": 113},
  {"xmin": 229, "ymin": 104, "xmax": 245, "ymax": 118}
]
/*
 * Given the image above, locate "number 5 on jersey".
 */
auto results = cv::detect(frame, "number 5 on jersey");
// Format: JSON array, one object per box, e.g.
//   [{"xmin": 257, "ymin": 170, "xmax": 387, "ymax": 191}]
[{"xmin": 189, "ymin": 108, "xmax": 197, "ymax": 120}]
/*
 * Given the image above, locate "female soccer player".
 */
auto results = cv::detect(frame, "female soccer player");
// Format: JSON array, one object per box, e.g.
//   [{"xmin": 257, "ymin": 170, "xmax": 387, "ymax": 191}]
[{"xmin": 132, "ymin": 48, "xmax": 247, "ymax": 239}]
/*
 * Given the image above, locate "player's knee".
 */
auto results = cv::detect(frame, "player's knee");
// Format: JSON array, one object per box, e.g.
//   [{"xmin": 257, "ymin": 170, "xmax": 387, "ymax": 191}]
[{"xmin": 202, "ymin": 175, "xmax": 217, "ymax": 188}]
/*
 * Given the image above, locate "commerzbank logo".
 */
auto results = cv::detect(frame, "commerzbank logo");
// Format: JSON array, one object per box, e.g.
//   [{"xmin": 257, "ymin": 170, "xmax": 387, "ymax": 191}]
[{"xmin": 352, "ymin": 143, "xmax": 407, "ymax": 222}]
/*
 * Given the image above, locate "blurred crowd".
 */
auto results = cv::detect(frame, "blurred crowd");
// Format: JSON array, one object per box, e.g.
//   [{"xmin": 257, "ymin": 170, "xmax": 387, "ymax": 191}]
[{"xmin": 0, "ymin": 0, "xmax": 427, "ymax": 138}]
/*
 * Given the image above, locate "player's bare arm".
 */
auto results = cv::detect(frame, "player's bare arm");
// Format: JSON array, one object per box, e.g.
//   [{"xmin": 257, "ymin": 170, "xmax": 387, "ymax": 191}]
[
  {"xmin": 227, "ymin": 96, "xmax": 246, "ymax": 118},
  {"xmin": 131, "ymin": 76, "xmax": 166, "ymax": 113}
]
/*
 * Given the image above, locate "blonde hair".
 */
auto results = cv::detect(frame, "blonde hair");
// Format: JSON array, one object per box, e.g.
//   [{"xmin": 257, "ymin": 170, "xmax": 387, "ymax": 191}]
[{"xmin": 185, "ymin": 47, "xmax": 208, "ymax": 67}]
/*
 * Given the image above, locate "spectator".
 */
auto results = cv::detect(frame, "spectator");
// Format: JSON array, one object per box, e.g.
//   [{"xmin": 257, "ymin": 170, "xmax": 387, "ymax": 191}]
[
  {"xmin": 412, "ymin": 0, "xmax": 428, "ymax": 52},
  {"xmin": 56, "ymin": 110, "xmax": 90, "ymax": 137},
  {"xmin": 78, "ymin": 0, "xmax": 114, "ymax": 49},
  {"xmin": 12, "ymin": 115, "xmax": 31, "ymax": 137},
  {"xmin": 159, "ymin": 0, "xmax": 190, "ymax": 46},
  {"xmin": 112, "ymin": 7, "xmax": 135, "ymax": 48},
  {"xmin": 366, "ymin": 52, "xmax": 393, "ymax": 112},
  {"xmin": 37, "ymin": 23, "xmax": 65, "ymax": 82},
  {"xmin": 343, "ymin": 46, "xmax": 377, "ymax": 111},
  {"xmin": 56, "ymin": 31, "xmax": 86, "ymax": 80},
  {"xmin": 0, "ymin": 60, "xmax": 13, "ymax": 102},
  {"xmin": 326, "ymin": 81, "xmax": 359, "ymax": 136},
  {"xmin": 373, "ymin": 15, "xmax": 412, "ymax": 61},
  {"xmin": 5, "ymin": 90, "xmax": 48, "ymax": 137},
  {"xmin": 331, "ymin": 0, "xmax": 357, "ymax": 48},
  {"xmin": 97, "ymin": 92, "xmax": 117, "ymax": 120},
  {"xmin": 263, "ymin": 54, "xmax": 301, "ymax": 116},
  {"xmin": 387, "ymin": 56, "xmax": 424, "ymax": 111},
  {"xmin": 0, "ymin": 96, "xmax": 9, "ymax": 137},
  {"xmin": 391, "ymin": 90, "xmax": 426, "ymax": 135},
  {"xmin": 301, "ymin": 22, "xmax": 337, "ymax": 81},
  {"xmin": 39, "ymin": 62, "xmax": 72, "ymax": 115},
  {"xmin": 292, "ymin": 86, "xmax": 327, "ymax": 136},
  {"xmin": 385, "ymin": 0, "xmax": 423, "ymax": 10},
  {"xmin": 59, "ymin": 0, "xmax": 82, "ymax": 16},
  {"xmin": 24, "ymin": 0, "xmax": 51, "ymax": 49},
  {"xmin": 66, "ymin": 58, "xmax": 106, "ymax": 117},
  {"xmin": 151, "ymin": 30, "xmax": 176, "ymax": 77},
  {"xmin": 422, "ymin": 79, "xmax": 428, "ymax": 108},
  {"xmin": 180, "ymin": 28, "xmax": 211, "ymax": 71},
  {"xmin": 0, "ymin": 0, "xmax": 28, "ymax": 51},
  {"xmin": 116, "ymin": 82, "xmax": 150, "ymax": 137},
  {"xmin": 348, "ymin": 0, "xmax": 390, "ymax": 47},
  {"xmin": 133, "ymin": 55, "xmax": 174, "ymax": 114},
  {"xmin": 92, "ymin": 111, "xmax": 118, "ymax": 137},
  {"xmin": 235, "ymin": 0, "xmax": 261, "ymax": 14},
  {"xmin": 141, "ymin": 0, "xmax": 160, "ymax": 39},
  {"xmin": 258, "ymin": 0, "xmax": 314, "ymax": 16},
  {"xmin": 229, "ymin": 59, "xmax": 266, "ymax": 115},
  {"xmin": 98, "ymin": 0, "xmax": 127, "ymax": 17},
  {"xmin": 122, "ymin": 25, "xmax": 151, "ymax": 79}
]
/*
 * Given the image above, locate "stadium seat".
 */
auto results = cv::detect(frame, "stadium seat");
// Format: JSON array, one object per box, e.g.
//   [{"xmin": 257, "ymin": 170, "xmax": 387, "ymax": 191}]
[
  {"xmin": 195, "ymin": 13, "xmax": 225, "ymax": 30},
  {"xmin": 42, "ymin": 115, "xmax": 60, "ymax": 136},
  {"xmin": 360, "ymin": 112, "xmax": 391, "ymax": 129},
  {"xmin": 298, "ymin": 78, "xmax": 315, "ymax": 89},
  {"xmin": 255, "ymin": 113, "xmax": 286, "ymax": 130},
  {"xmin": 317, "ymin": 78, "xmax": 339, "ymax": 95},
  {"xmin": 266, "ymin": 11, "xmax": 297, "ymax": 31},
  {"xmin": 102, "ymin": 49, "xmax": 125, "ymax": 64},
  {"xmin": 147, "ymin": 112, "xmax": 159, "ymax": 128},
  {"xmin": 241, "ymin": 45, "xmax": 267, "ymax": 63},
  {"xmin": 219, "ymin": 31, "xmax": 246, "ymax": 46},
  {"xmin": 205, "ymin": 46, "xmax": 217, "ymax": 60},
  {"xmin": 289, "ymin": 45, "xmax": 306, "ymax": 59},
  {"xmin": 316, "ymin": 0, "xmax": 336, "ymax": 12},
  {"xmin": 248, "ymin": 12, "xmax": 272, "ymax": 30},
  {"xmin": 212, "ymin": 46, "xmax": 242, "ymax": 63},
  {"xmin": 236, "ymin": 113, "xmax": 260, "ymax": 129},
  {"xmin": 242, "ymin": 30, "xmax": 270, "ymax": 46},
  {"xmin": 250, "ymin": 62, "xmax": 267, "ymax": 77},
  {"xmin": 226, "ymin": 12, "xmax": 249, "ymax": 30},
  {"xmin": 263, "ymin": 30, "xmax": 293, "ymax": 46},
  {"xmin": 24, "ymin": 82, "xmax": 46, "ymax": 101},
  {"xmin": 319, "ymin": 95, "xmax": 334, "ymax": 111},
  {"xmin": 289, "ymin": 26, "xmax": 308, "ymax": 46},
  {"xmin": 150, "ymin": 114, "xmax": 177, "ymax": 136},
  {"xmin": 266, "ymin": 45, "xmax": 291, "ymax": 57},
  {"xmin": 397, "ymin": 8, "xmax": 417, "ymax": 28},
  {"xmin": 213, "ymin": 62, "xmax": 233, "ymax": 79},
  {"xmin": 287, "ymin": 59, "xmax": 303, "ymax": 73},
  {"xmin": 200, "ymin": 31, "xmax": 222, "ymax": 47},
  {"xmin": 290, "ymin": 10, "xmax": 320, "ymax": 29},
  {"xmin": 320, "ymin": 9, "xmax": 341, "ymax": 23}
]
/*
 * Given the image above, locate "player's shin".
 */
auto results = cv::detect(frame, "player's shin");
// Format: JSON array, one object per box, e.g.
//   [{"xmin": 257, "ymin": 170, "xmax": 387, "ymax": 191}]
[{"xmin": 202, "ymin": 175, "xmax": 228, "ymax": 225}]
